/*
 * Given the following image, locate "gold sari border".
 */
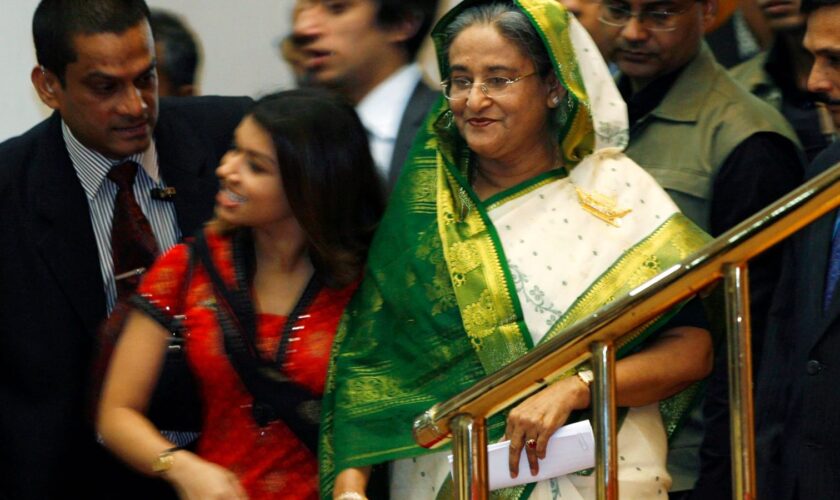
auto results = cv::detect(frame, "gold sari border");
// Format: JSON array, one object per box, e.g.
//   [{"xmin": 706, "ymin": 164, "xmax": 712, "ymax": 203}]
[
  {"xmin": 483, "ymin": 167, "xmax": 568, "ymax": 211},
  {"xmin": 542, "ymin": 212, "xmax": 710, "ymax": 345}
]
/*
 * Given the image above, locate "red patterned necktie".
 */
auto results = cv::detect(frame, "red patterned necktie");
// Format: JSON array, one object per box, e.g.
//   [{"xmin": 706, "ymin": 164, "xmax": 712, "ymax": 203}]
[{"xmin": 108, "ymin": 161, "xmax": 160, "ymax": 299}]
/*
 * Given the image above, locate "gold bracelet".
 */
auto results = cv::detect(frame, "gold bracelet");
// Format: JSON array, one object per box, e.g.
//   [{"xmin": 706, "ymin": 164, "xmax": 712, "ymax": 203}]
[{"xmin": 151, "ymin": 446, "xmax": 181, "ymax": 475}]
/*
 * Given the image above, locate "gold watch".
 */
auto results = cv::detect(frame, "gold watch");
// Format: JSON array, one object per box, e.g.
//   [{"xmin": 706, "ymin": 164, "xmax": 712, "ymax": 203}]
[
  {"xmin": 151, "ymin": 447, "xmax": 179, "ymax": 474},
  {"xmin": 576, "ymin": 369, "xmax": 594, "ymax": 388}
]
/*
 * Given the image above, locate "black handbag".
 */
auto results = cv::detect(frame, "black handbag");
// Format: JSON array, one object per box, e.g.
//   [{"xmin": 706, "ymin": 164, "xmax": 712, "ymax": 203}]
[{"xmin": 92, "ymin": 242, "xmax": 203, "ymax": 432}]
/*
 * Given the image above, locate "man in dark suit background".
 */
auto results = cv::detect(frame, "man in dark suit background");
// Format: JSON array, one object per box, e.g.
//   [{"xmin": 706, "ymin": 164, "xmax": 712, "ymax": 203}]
[
  {"xmin": 755, "ymin": 0, "xmax": 840, "ymax": 496},
  {"xmin": 292, "ymin": 0, "xmax": 440, "ymax": 192},
  {"xmin": 0, "ymin": 1, "xmax": 249, "ymax": 498},
  {"xmin": 150, "ymin": 9, "xmax": 201, "ymax": 98}
]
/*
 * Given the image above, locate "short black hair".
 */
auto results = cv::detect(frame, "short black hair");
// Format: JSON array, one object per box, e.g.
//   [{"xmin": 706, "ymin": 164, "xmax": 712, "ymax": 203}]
[
  {"xmin": 374, "ymin": 0, "xmax": 440, "ymax": 59},
  {"xmin": 801, "ymin": 0, "xmax": 839, "ymax": 13},
  {"xmin": 250, "ymin": 89, "xmax": 385, "ymax": 287},
  {"xmin": 150, "ymin": 9, "xmax": 200, "ymax": 88},
  {"xmin": 33, "ymin": 0, "xmax": 151, "ymax": 84}
]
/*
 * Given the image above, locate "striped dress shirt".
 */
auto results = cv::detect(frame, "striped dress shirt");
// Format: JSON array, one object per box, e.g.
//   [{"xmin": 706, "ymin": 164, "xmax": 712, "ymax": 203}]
[{"xmin": 62, "ymin": 122, "xmax": 180, "ymax": 314}]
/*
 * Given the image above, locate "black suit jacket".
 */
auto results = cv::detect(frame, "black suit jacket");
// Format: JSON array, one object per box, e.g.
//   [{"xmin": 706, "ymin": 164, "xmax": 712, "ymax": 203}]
[
  {"xmin": 755, "ymin": 141, "xmax": 840, "ymax": 500},
  {"xmin": 0, "ymin": 95, "xmax": 250, "ymax": 500},
  {"xmin": 385, "ymin": 80, "xmax": 440, "ymax": 191}
]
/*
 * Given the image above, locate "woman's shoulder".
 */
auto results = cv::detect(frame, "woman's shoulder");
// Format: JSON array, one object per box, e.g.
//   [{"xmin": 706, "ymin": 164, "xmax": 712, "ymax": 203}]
[
  {"xmin": 150, "ymin": 241, "xmax": 192, "ymax": 274},
  {"xmin": 137, "ymin": 242, "xmax": 194, "ymax": 303},
  {"xmin": 569, "ymin": 148, "xmax": 681, "ymax": 215},
  {"xmin": 145, "ymin": 225, "xmax": 232, "ymax": 283}
]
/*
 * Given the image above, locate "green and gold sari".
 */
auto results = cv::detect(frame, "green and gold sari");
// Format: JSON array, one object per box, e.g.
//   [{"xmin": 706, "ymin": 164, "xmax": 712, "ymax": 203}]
[{"xmin": 319, "ymin": 1, "xmax": 710, "ymax": 498}]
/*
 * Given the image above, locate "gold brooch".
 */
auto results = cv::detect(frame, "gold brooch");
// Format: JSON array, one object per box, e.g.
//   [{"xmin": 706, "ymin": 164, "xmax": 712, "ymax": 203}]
[{"xmin": 575, "ymin": 187, "xmax": 632, "ymax": 227}]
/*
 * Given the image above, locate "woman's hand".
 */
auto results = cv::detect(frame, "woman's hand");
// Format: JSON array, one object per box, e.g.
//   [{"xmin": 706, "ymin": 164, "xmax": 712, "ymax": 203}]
[
  {"xmin": 165, "ymin": 451, "xmax": 249, "ymax": 500},
  {"xmin": 505, "ymin": 375, "xmax": 590, "ymax": 478},
  {"xmin": 504, "ymin": 325, "xmax": 711, "ymax": 480},
  {"xmin": 334, "ymin": 466, "xmax": 371, "ymax": 499}
]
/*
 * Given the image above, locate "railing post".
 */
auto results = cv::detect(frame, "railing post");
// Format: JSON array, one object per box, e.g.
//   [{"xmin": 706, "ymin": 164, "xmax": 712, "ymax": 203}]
[
  {"xmin": 724, "ymin": 264, "xmax": 757, "ymax": 499},
  {"xmin": 592, "ymin": 341, "xmax": 618, "ymax": 500},
  {"xmin": 450, "ymin": 413, "xmax": 489, "ymax": 500}
]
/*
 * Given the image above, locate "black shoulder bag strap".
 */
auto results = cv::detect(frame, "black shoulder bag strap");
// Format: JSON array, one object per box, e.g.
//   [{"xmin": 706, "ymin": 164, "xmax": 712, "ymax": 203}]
[
  {"xmin": 125, "ymin": 238, "xmax": 203, "ymax": 432},
  {"xmin": 193, "ymin": 229, "xmax": 322, "ymax": 452}
]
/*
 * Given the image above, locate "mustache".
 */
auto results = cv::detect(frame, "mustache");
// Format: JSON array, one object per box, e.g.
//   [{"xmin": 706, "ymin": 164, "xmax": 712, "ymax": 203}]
[
  {"xmin": 813, "ymin": 93, "xmax": 840, "ymax": 106},
  {"xmin": 614, "ymin": 40, "xmax": 651, "ymax": 51},
  {"xmin": 116, "ymin": 118, "xmax": 149, "ymax": 125}
]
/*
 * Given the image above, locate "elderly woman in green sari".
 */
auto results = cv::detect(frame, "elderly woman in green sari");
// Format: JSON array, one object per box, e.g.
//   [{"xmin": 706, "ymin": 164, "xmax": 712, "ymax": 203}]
[{"xmin": 320, "ymin": 0, "xmax": 713, "ymax": 498}]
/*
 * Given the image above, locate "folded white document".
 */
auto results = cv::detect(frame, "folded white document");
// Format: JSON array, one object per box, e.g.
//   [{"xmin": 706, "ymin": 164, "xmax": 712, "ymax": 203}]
[{"xmin": 448, "ymin": 420, "xmax": 595, "ymax": 491}]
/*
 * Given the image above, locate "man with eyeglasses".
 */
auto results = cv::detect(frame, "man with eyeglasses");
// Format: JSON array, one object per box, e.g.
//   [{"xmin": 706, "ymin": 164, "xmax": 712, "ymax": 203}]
[{"xmin": 599, "ymin": 0, "xmax": 804, "ymax": 497}]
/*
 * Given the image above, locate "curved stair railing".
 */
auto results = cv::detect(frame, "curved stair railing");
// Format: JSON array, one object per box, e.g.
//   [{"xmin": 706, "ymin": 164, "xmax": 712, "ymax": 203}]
[{"xmin": 412, "ymin": 161, "xmax": 840, "ymax": 499}]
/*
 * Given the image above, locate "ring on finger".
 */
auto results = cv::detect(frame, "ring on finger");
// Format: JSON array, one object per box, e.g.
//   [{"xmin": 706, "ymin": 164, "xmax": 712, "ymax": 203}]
[{"xmin": 525, "ymin": 438, "xmax": 537, "ymax": 449}]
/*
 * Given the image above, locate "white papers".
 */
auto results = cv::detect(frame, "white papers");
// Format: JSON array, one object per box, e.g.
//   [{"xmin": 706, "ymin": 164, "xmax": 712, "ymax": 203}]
[{"xmin": 448, "ymin": 420, "xmax": 595, "ymax": 491}]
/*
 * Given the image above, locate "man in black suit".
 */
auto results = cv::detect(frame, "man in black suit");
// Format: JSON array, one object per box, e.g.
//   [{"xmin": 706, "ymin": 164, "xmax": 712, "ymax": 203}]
[
  {"xmin": 755, "ymin": 0, "xmax": 840, "ymax": 496},
  {"xmin": 292, "ymin": 0, "xmax": 440, "ymax": 192},
  {"xmin": 0, "ymin": 1, "xmax": 249, "ymax": 498}
]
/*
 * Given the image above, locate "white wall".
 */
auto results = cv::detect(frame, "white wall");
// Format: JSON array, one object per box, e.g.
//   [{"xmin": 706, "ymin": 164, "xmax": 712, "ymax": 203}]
[
  {"xmin": 0, "ymin": 0, "xmax": 463, "ymax": 143},
  {"xmin": 1, "ymin": 0, "xmax": 46, "ymax": 142},
  {"xmin": 148, "ymin": 0, "xmax": 296, "ymax": 97},
  {"xmin": 0, "ymin": 0, "xmax": 298, "ymax": 142}
]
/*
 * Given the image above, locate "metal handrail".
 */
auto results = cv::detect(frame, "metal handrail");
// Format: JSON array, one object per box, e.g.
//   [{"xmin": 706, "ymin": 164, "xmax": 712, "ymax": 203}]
[{"xmin": 413, "ymin": 161, "xmax": 840, "ymax": 499}]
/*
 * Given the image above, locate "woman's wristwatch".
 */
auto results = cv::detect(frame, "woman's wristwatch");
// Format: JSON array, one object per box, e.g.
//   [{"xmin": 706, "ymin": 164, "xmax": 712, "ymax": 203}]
[{"xmin": 576, "ymin": 369, "xmax": 594, "ymax": 388}]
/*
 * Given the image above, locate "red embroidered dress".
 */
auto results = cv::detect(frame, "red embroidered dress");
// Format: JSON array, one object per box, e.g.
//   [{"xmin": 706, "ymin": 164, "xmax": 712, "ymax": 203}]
[{"xmin": 136, "ymin": 228, "xmax": 357, "ymax": 499}]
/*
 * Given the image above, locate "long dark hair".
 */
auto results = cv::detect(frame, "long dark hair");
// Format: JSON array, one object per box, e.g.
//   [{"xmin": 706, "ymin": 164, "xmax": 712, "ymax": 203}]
[{"xmin": 248, "ymin": 89, "xmax": 384, "ymax": 287}]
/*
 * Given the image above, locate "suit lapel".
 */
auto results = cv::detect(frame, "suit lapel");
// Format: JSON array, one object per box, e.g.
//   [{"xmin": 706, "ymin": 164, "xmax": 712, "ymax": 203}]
[
  {"xmin": 154, "ymin": 106, "xmax": 219, "ymax": 238},
  {"xmin": 820, "ymin": 219, "xmax": 840, "ymax": 334},
  {"xmin": 33, "ymin": 115, "xmax": 106, "ymax": 335},
  {"xmin": 387, "ymin": 82, "xmax": 440, "ymax": 189},
  {"xmin": 803, "ymin": 209, "xmax": 840, "ymax": 350},
  {"xmin": 796, "ymin": 148, "xmax": 840, "ymax": 350}
]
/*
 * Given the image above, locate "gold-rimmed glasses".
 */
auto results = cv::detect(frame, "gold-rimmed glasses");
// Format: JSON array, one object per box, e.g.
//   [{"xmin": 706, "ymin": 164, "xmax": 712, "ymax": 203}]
[
  {"xmin": 598, "ymin": 1, "xmax": 696, "ymax": 32},
  {"xmin": 441, "ymin": 72, "xmax": 538, "ymax": 100}
]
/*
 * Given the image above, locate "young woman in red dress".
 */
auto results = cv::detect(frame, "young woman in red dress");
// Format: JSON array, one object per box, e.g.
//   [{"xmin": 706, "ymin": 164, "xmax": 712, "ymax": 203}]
[{"xmin": 97, "ymin": 89, "xmax": 384, "ymax": 499}]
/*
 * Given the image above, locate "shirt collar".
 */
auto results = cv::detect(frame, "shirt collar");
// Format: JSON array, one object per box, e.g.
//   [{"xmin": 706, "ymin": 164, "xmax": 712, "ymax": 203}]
[
  {"xmin": 619, "ymin": 66, "xmax": 683, "ymax": 126},
  {"xmin": 62, "ymin": 121, "xmax": 159, "ymax": 200},
  {"xmin": 356, "ymin": 63, "xmax": 422, "ymax": 141},
  {"xmin": 620, "ymin": 43, "xmax": 718, "ymax": 125}
]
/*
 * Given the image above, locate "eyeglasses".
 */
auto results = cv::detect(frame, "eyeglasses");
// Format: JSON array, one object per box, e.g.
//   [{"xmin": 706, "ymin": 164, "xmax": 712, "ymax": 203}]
[
  {"xmin": 598, "ymin": 1, "xmax": 695, "ymax": 32},
  {"xmin": 441, "ymin": 72, "xmax": 537, "ymax": 100}
]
